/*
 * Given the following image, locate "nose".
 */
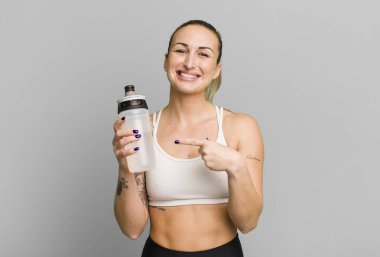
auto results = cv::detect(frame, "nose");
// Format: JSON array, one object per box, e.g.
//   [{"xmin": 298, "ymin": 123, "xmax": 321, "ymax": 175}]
[{"xmin": 184, "ymin": 52, "xmax": 196, "ymax": 69}]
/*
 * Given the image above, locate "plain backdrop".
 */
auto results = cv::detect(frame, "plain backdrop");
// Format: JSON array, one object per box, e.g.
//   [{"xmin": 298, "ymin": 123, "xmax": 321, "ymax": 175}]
[{"xmin": 1, "ymin": 0, "xmax": 379, "ymax": 256}]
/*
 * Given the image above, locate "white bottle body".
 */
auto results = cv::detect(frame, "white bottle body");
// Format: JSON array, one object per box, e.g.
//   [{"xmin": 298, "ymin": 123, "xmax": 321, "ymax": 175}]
[{"xmin": 119, "ymin": 108, "xmax": 155, "ymax": 173}]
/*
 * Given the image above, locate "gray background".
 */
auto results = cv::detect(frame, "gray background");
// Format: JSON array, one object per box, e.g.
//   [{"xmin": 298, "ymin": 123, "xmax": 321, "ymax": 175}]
[{"xmin": 1, "ymin": 0, "xmax": 379, "ymax": 256}]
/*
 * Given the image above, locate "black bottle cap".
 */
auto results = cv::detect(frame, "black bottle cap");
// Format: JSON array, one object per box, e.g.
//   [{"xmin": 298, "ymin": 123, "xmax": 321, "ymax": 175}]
[{"xmin": 124, "ymin": 85, "xmax": 135, "ymax": 94}]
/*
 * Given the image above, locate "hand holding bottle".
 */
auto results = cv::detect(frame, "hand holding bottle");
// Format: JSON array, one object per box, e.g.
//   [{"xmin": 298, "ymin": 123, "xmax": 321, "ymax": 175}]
[{"xmin": 112, "ymin": 118, "xmax": 141, "ymax": 172}]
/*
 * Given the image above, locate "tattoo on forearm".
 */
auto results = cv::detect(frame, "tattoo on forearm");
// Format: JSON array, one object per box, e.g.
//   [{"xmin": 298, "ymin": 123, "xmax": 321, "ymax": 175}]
[
  {"xmin": 134, "ymin": 173, "xmax": 144, "ymax": 186},
  {"xmin": 117, "ymin": 177, "xmax": 128, "ymax": 195},
  {"xmin": 247, "ymin": 155, "xmax": 261, "ymax": 162},
  {"xmin": 134, "ymin": 172, "xmax": 149, "ymax": 209}
]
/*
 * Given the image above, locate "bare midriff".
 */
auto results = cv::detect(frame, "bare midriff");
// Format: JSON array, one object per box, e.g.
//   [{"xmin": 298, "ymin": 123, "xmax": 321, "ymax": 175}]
[{"xmin": 148, "ymin": 203, "xmax": 237, "ymax": 251}]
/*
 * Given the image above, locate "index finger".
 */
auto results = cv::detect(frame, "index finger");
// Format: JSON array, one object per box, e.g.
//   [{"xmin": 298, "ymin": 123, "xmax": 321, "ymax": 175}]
[
  {"xmin": 177, "ymin": 138, "xmax": 207, "ymax": 146},
  {"xmin": 113, "ymin": 118, "xmax": 125, "ymax": 133}
]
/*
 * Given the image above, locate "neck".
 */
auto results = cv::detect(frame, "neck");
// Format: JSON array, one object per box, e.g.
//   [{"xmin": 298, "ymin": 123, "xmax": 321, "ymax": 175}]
[{"xmin": 163, "ymin": 88, "xmax": 215, "ymax": 125}]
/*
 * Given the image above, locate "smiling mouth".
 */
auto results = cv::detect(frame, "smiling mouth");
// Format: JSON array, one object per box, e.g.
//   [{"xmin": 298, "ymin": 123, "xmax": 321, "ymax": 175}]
[{"xmin": 176, "ymin": 71, "xmax": 201, "ymax": 80}]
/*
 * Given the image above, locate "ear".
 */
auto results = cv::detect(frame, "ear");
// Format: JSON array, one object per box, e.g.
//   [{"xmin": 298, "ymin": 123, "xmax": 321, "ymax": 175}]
[
  {"xmin": 163, "ymin": 53, "xmax": 168, "ymax": 72},
  {"xmin": 212, "ymin": 63, "xmax": 222, "ymax": 79}
]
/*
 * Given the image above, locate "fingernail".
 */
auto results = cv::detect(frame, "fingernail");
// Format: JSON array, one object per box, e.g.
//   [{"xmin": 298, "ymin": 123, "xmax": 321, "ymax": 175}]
[
  {"xmin": 133, "ymin": 130, "xmax": 139, "ymax": 134},
  {"xmin": 134, "ymin": 147, "xmax": 139, "ymax": 151},
  {"xmin": 135, "ymin": 134, "xmax": 141, "ymax": 138},
  {"xmin": 121, "ymin": 117, "xmax": 125, "ymax": 121},
  {"xmin": 174, "ymin": 139, "xmax": 180, "ymax": 144}
]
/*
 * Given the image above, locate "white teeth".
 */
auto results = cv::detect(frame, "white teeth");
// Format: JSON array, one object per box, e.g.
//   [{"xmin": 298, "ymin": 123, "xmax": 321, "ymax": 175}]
[{"xmin": 179, "ymin": 72, "xmax": 197, "ymax": 79}]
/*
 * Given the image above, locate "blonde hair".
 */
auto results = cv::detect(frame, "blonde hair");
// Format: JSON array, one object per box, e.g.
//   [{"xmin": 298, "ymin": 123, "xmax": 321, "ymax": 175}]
[{"xmin": 205, "ymin": 72, "xmax": 222, "ymax": 103}]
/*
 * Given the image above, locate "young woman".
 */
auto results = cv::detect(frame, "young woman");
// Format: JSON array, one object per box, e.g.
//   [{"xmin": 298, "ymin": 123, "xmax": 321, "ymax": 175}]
[{"xmin": 112, "ymin": 20, "xmax": 264, "ymax": 257}]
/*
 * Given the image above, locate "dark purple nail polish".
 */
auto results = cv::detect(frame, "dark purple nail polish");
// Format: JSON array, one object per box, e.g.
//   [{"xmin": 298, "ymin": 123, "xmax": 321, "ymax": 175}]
[
  {"xmin": 174, "ymin": 140, "xmax": 180, "ymax": 144},
  {"xmin": 134, "ymin": 147, "xmax": 139, "ymax": 151},
  {"xmin": 133, "ymin": 130, "xmax": 139, "ymax": 134},
  {"xmin": 135, "ymin": 134, "xmax": 141, "ymax": 138},
  {"xmin": 121, "ymin": 117, "xmax": 125, "ymax": 121}
]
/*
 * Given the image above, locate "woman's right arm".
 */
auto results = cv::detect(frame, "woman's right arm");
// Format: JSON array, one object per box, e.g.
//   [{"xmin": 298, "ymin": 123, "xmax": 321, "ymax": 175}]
[{"xmin": 112, "ymin": 118, "xmax": 149, "ymax": 240}]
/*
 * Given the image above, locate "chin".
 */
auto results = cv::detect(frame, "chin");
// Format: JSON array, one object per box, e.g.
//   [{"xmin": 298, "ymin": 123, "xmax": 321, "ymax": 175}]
[{"xmin": 171, "ymin": 84, "xmax": 205, "ymax": 95}]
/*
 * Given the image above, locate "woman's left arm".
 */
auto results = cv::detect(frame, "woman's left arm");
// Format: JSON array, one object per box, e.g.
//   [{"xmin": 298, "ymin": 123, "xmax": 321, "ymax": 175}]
[
  {"xmin": 225, "ymin": 114, "xmax": 264, "ymax": 234},
  {"xmin": 178, "ymin": 114, "xmax": 264, "ymax": 233}
]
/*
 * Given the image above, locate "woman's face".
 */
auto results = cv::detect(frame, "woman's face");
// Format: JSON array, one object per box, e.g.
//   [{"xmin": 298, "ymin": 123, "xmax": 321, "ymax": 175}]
[{"xmin": 164, "ymin": 25, "xmax": 221, "ymax": 95}]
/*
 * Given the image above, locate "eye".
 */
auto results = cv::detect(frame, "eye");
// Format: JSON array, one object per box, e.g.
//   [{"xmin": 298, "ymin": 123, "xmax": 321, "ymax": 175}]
[
  {"xmin": 174, "ymin": 49, "xmax": 187, "ymax": 54},
  {"xmin": 199, "ymin": 52, "xmax": 210, "ymax": 57}
]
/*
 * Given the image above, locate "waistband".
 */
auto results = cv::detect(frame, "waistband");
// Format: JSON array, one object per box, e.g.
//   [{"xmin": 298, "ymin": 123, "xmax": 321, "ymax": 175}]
[{"xmin": 141, "ymin": 234, "xmax": 244, "ymax": 257}]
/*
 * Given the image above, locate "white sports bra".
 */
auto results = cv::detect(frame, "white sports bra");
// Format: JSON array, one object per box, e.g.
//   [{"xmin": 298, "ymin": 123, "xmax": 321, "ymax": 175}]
[{"xmin": 146, "ymin": 105, "xmax": 229, "ymax": 207}]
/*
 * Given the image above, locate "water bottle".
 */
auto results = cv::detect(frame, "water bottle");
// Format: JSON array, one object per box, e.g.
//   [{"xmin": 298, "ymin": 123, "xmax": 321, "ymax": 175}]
[{"xmin": 117, "ymin": 85, "xmax": 155, "ymax": 173}]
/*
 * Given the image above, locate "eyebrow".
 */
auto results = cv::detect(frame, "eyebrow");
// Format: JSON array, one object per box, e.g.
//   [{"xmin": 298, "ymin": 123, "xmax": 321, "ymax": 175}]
[{"xmin": 173, "ymin": 42, "xmax": 215, "ymax": 53}]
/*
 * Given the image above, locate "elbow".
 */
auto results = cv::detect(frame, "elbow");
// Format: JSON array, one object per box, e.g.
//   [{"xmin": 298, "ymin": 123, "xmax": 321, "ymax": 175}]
[
  {"xmin": 114, "ymin": 208, "xmax": 148, "ymax": 240},
  {"xmin": 116, "ymin": 215, "xmax": 147, "ymax": 240},
  {"xmin": 238, "ymin": 211, "xmax": 262, "ymax": 234},
  {"xmin": 238, "ymin": 222, "xmax": 257, "ymax": 234},
  {"xmin": 121, "ymin": 226, "xmax": 145, "ymax": 240},
  {"xmin": 231, "ymin": 198, "xmax": 263, "ymax": 234},
  {"xmin": 125, "ymin": 232, "xmax": 142, "ymax": 240}
]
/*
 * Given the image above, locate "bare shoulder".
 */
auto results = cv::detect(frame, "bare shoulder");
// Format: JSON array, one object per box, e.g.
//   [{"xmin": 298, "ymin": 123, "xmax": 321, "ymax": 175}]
[
  {"xmin": 223, "ymin": 108, "xmax": 263, "ymax": 156},
  {"xmin": 223, "ymin": 108, "xmax": 261, "ymax": 135}
]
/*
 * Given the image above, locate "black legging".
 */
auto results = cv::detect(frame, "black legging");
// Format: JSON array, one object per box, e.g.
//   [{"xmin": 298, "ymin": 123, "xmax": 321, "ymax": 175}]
[{"xmin": 141, "ymin": 234, "xmax": 244, "ymax": 257}]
